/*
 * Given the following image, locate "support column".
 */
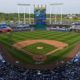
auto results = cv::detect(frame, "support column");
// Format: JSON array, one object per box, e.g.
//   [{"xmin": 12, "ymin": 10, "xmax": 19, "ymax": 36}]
[
  {"xmin": 60, "ymin": 8, "xmax": 63, "ymax": 24},
  {"xmin": 50, "ymin": 6, "xmax": 52, "ymax": 24},
  {"xmin": 17, "ymin": 6, "xmax": 20, "ymax": 24},
  {"xmin": 54, "ymin": 8, "xmax": 57, "ymax": 24},
  {"xmin": 29, "ymin": 6, "xmax": 31, "ymax": 24},
  {"xmin": 23, "ymin": 7, "xmax": 26, "ymax": 24}
]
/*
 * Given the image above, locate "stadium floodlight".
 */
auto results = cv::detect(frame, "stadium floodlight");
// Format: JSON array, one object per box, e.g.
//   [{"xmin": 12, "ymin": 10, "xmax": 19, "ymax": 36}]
[
  {"xmin": 50, "ymin": 3, "xmax": 63, "ymax": 6},
  {"xmin": 17, "ymin": 4, "xmax": 30, "ymax": 6},
  {"xmin": 17, "ymin": 4, "xmax": 31, "ymax": 24},
  {"xmin": 50, "ymin": 3, "xmax": 63, "ymax": 24}
]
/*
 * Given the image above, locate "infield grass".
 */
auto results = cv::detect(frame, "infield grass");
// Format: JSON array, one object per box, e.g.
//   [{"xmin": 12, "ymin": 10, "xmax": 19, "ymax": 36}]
[{"xmin": 23, "ymin": 42, "xmax": 56, "ymax": 55}]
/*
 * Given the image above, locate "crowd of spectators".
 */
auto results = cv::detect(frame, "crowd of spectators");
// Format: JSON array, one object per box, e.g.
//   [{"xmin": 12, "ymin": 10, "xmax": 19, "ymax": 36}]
[{"xmin": 0, "ymin": 53, "xmax": 80, "ymax": 80}]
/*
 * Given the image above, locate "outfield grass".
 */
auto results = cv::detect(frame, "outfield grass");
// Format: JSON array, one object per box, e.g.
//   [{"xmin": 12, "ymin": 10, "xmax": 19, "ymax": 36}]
[
  {"xmin": 23, "ymin": 42, "xmax": 56, "ymax": 55},
  {"xmin": 0, "ymin": 31, "xmax": 80, "ymax": 64}
]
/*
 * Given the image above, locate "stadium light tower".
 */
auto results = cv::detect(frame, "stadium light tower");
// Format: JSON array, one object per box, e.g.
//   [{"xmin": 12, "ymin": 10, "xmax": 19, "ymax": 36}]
[
  {"xmin": 17, "ymin": 4, "xmax": 30, "ymax": 24},
  {"xmin": 50, "ymin": 3, "xmax": 63, "ymax": 24},
  {"xmin": 17, "ymin": 5, "xmax": 20, "ymax": 24}
]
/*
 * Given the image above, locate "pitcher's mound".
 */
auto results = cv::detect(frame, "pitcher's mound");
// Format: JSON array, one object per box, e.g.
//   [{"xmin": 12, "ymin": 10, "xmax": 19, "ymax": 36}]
[{"xmin": 36, "ymin": 46, "xmax": 44, "ymax": 50}]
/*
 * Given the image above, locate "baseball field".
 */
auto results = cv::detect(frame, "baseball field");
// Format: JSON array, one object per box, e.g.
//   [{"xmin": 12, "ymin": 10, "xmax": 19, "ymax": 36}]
[{"xmin": 0, "ymin": 31, "xmax": 80, "ymax": 65}]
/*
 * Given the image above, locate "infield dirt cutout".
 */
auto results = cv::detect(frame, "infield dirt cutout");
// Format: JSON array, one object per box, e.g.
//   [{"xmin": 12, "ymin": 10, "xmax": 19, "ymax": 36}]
[
  {"xmin": 13, "ymin": 40, "xmax": 68, "ymax": 56},
  {"xmin": 13, "ymin": 40, "xmax": 68, "ymax": 61},
  {"xmin": 0, "ymin": 43, "xmax": 80, "ymax": 69}
]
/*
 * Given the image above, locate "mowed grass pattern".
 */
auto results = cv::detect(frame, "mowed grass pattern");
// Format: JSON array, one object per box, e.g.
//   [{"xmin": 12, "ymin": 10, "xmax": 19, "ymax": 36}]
[
  {"xmin": 0, "ymin": 31, "xmax": 80, "ymax": 64},
  {"xmin": 23, "ymin": 42, "xmax": 56, "ymax": 55}
]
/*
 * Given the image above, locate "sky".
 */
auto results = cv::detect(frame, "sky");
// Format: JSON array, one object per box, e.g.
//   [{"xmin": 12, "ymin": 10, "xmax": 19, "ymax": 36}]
[{"xmin": 0, "ymin": 0, "xmax": 80, "ymax": 14}]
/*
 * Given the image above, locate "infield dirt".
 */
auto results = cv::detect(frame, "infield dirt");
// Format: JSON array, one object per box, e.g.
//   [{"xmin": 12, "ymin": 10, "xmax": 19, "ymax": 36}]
[{"xmin": 13, "ymin": 40, "xmax": 68, "ymax": 55}]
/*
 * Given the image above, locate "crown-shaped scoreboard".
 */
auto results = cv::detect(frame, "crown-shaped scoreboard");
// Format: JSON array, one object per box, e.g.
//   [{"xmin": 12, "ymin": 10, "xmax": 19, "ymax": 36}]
[{"xmin": 34, "ymin": 5, "xmax": 47, "ymax": 30}]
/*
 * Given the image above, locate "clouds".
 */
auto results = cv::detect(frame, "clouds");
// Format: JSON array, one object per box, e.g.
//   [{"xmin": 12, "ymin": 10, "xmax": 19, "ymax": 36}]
[{"xmin": 0, "ymin": 0, "xmax": 80, "ymax": 13}]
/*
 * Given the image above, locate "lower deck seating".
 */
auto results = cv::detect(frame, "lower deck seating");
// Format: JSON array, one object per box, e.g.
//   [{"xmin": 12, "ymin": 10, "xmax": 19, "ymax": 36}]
[{"xmin": 0, "ymin": 52, "xmax": 80, "ymax": 80}]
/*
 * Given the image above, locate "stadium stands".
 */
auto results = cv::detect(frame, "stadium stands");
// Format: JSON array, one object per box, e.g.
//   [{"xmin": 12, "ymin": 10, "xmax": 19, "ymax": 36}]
[
  {"xmin": 72, "ymin": 22, "xmax": 80, "ymax": 32},
  {"xmin": 0, "ymin": 23, "xmax": 12, "ymax": 32},
  {"xmin": 10, "ymin": 23, "xmax": 32, "ymax": 32},
  {"xmin": 0, "ymin": 51, "xmax": 80, "ymax": 80},
  {"xmin": 47, "ymin": 23, "xmax": 71, "ymax": 32}
]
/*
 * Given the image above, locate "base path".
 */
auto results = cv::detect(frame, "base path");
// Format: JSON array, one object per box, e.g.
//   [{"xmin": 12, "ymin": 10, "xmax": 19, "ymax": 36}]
[
  {"xmin": 13, "ymin": 40, "xmax": 68, "ymax": 56},
  {"xmin": 0, "ymin": 43, "xmax": 80, "ymax": 69}
]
